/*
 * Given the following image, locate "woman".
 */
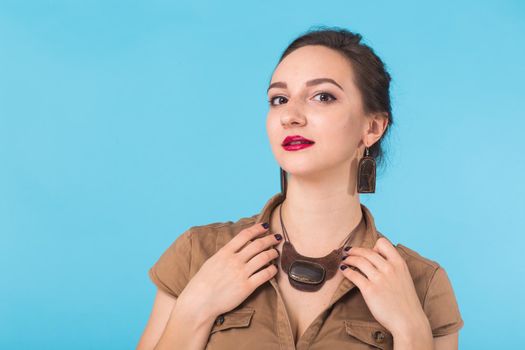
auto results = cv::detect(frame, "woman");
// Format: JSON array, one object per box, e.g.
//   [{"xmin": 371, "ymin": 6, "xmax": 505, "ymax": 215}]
[{"xmin": 137, "ymin": 27, "xmax": 464, "ymax": 350}]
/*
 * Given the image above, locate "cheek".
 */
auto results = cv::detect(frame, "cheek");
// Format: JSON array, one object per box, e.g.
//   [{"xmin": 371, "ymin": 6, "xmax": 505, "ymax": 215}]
[
  {"xmin": 314, "ymin": 116, "xmax": 361, "ymax": 160},
  {"xmin": 266, "ymin": 113, "xmax": 281, "ymax": 148}
]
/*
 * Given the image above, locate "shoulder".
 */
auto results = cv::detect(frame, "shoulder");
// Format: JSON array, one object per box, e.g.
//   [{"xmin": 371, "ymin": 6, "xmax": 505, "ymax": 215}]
[
  {"xmin": 377, "ymin": 231, "xmax": 464, "ymax": 336},
  {"xmin": 377, "ymin": 230, "xmax": 441, "ymax": 270},
  {"xmin": 188, "ymin": 214, "xmax": 258, "ymax": 244},
  {"xmin": 376, "ymin": 230, "xmax": 442, "ymax": 304},
  {"xmin": 184, "ymin": 214, "xmax": 259, "ymax": 267}
]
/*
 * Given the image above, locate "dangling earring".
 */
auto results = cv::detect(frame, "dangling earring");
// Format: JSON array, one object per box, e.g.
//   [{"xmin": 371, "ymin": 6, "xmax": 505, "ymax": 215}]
[
  {"xmin": 280, "ymin": 167, "xmax": 288, "ymax": 198},
  {"xmin": 357, "ymin": 146, "xmax": 376, "ymax": 193}
]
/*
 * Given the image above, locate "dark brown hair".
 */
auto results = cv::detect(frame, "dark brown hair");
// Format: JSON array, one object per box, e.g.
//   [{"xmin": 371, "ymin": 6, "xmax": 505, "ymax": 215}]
[{"xmin": 274, "ymin": 25, "xmax": 394, "ymax": 173}]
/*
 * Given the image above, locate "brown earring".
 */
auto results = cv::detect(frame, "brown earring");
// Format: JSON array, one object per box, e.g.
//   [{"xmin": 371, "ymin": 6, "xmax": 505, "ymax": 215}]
[
  {"xmin": 280, "ymin": 167, "xmax": 288, "ymax": 199},
  {"xmin": 357, "ymin": 146, "xmax": 376, "ymax": 193}
]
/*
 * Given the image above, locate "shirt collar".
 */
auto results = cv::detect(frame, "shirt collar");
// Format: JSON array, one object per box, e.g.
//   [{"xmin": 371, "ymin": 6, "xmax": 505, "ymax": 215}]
[
  {"xmin": 254, "ymin": 192, "xmax": 381, "ymax": 304},
  {"xmin": 254, "ymin": 192, "xmax": 380, "ymax": 249}
]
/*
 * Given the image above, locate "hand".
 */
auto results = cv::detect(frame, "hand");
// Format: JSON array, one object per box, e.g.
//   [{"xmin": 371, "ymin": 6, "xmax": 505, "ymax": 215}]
[
  {"xmin": 340, "ymin": 237, "xmax": 430, "ymax": 337},
  {"xmin": 178, "ymin": 222, "xmax": 281, "ymax": 319}
]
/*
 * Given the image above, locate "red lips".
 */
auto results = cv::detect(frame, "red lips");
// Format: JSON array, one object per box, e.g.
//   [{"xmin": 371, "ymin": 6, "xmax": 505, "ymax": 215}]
[
  {"xmin": 281, "ymin": 135, "xmax": 315, "ymax": 146},
  {"xmin": 281, "ymin": 135, "xmax": 315, "ymax": 151}
]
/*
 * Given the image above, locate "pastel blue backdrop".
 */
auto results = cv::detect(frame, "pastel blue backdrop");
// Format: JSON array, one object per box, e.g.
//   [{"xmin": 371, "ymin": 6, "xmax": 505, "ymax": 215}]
[{"xmin": 1, "ymin": 1, "xmax": 523, "ymax": 349}]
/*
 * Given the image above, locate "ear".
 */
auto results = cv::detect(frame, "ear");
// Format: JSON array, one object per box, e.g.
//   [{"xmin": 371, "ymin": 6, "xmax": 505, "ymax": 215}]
[{"xmin": 364, "ymin": 112, "xmax": 389, "ymax": 147}]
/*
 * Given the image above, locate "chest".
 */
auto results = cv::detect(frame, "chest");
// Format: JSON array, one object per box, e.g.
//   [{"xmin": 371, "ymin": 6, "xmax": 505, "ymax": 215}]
[{"xmin": 275, "ymin": 257, "xmax": 346, "ymax": 345}]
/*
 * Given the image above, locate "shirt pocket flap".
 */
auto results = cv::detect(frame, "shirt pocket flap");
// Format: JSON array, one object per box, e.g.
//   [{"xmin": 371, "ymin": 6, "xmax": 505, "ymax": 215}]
[
  {"xmin": 211, "ymin": 307, "xmax": 255, "ymax": 334},
  {"xmin": 344, "ymin": 319, "xmax": 393, "ymax": 349}
]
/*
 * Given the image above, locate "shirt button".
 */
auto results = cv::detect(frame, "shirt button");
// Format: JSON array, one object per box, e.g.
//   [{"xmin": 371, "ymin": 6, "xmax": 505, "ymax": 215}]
[
  {"xmin": 215, "ymin": 315, "xmax": 225, "ymax": 326},
  {"xmin": 373, "ymin": 330, "xmax": 385, "ymax": 343}
]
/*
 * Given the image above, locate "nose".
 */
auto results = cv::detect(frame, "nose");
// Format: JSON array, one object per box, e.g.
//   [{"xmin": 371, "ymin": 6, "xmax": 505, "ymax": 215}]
[{"xmin": 280, "ymin": 101, "xmax": 307, "ymax": 128}]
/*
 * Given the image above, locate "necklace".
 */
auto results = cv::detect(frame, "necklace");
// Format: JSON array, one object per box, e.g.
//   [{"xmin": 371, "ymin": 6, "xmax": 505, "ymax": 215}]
[{"xmin": 278, "ymin": 202, "xmax": 365, "ymax": 292}]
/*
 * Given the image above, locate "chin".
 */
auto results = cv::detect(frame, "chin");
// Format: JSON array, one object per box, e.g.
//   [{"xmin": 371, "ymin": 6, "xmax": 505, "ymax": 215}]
[{"xmin": 280, "ymin": 163, "xmax": 328, "ymax": 178}]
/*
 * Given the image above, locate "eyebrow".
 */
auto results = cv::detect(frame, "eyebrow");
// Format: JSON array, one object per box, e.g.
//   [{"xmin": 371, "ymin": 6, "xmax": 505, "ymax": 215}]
[{"xmin": 267, "ymin": 78, "xmax": 344, "ymax": 93}]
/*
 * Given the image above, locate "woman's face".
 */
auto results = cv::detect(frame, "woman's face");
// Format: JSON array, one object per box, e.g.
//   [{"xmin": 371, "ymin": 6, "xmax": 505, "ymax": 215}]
[{"xmin": 266, "ymin": 45, "xmax": 378, "ymax": 180}]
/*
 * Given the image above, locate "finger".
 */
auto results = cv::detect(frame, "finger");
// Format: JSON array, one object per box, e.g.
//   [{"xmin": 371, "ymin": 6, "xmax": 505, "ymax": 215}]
[
  {"xmin": 248, "ymin": 263, "xmax": 278, "ymax": 290},
  {"xmin": 341, "ymin": 255, "xmax": 379, "ymax": 280},
  {"xmin": 245, "ymin": 247, "xmax": 279, "ymax": 276},
  {"xmin": 238, "ymin": 233, "xmax": 282, "ymax": 262},
  {"xmin": 346, "ymin": 246, "xmax": 388, "ymax": 271},
  {"xmin": 225, "ymin": 222, "xmax": 270, "ymax": 253},
  {"xmin": 373, "ymin": 237, "xmax": 403, "ymax": 264},
  {"xmin": 340, "ymin": 264, "xmax": 369, "ymax": 290}
]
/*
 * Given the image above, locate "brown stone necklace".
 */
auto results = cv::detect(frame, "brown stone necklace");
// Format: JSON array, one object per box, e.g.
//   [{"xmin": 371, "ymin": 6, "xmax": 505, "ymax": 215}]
[{"xmin": 278, "ymin": 202, "xmax": 365, "ymax": 292}]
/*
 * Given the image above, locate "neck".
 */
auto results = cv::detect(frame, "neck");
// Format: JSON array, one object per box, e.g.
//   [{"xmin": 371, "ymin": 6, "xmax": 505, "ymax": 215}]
[{"xmin": 273, "ymin": 173, "xmax": 364, "ymax": 257}]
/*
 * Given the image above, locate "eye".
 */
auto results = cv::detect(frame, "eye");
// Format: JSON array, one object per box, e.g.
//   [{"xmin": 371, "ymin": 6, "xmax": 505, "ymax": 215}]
[
  {"xmin": 268, "ymin": 95, "xmax": 288, "ymax": 106},
  {"xmin": 313, "ymin": 92, "xmax": 337, "ymax": 103},
  {"xmin": 267, "ymin": 92, "xmax": 337, "ymax": 107}
]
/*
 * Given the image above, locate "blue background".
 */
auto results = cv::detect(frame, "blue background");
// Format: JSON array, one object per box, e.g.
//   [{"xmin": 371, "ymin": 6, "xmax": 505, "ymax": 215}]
[{"xmin": 1, "ymin": 1, "xmax": 523, "ymax": 349}]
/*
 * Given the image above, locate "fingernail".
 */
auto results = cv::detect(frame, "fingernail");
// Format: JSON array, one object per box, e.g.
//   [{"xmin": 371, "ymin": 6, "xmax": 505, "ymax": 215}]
[
  {"xmin": 274, "ymin": 233, "xmax": 282, "ymax": 241},
  {"xmin": 340, "ymin": 265, "xmax": 348, "ymax": 270},
  {"xmin": 262, "ymin": 222, "xmax": 269, "ymax": 229},
  {"xmin": 341, "ymin": 255, "xmax": 347, "ymax": 260},
  {"xmin": 344, "ymin": 246, "xmax": 352, "ymax": 251}
]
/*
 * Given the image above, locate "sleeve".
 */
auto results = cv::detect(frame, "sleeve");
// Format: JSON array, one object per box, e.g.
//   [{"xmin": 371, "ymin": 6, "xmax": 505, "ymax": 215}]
[
  {"xmin": 423, "ymin": 266, "xmax": 465, "ymax": 337},
  {"xmin": 148, "ymin": 228, "xmax": 193, "ymax": 299}
]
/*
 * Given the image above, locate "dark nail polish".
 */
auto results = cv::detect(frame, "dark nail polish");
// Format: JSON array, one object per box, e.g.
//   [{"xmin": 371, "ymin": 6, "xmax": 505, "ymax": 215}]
[
  {"xmin": 274, "ymin": 233, "xmax": 282, "ymax": 241},
  {"xmin": 262, "ymin": 222, "xmax": 269, "ymax": 229},
  {"xmin": 340, "ymin": 265, "xmax": 348, "ymax": 270},
  {"xmin": 341, "ymin": 255, "xmax": 347, "ymax": 260},
  {"xmin": 344, "ymin": 246, "xmax": 352, "ymax": 251}
]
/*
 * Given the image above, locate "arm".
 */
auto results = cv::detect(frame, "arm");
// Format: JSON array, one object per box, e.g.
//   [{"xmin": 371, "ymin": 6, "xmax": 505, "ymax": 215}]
[
  {"xmin": 136, "ymin": 289, "xmax": 177, "ymax": 350},
  {"xmin": 392, "ymin": 312, "xmax": 433, "ymax": 350},
  {"xmin": 152, "ymin": 291, "xmax": 218, "ymax": 350},
  {"xmin": 136, "ymin": 288, "xmax": 218, "ymax": 350},
  {"xmin": 393, "ymin": 328, "xmax": 459, "ymax": 350},
  {"xmin": 392, "ymin": 313, "xmax": 459, "ymax": 350},
  {"xmin": 434, "ymin": 332, "xmax": 459, "ymax": 350}
]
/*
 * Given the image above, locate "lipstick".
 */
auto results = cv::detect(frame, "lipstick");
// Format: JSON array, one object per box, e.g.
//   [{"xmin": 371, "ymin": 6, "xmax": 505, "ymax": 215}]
[{"xmin": 281, "ymin": 135, "xmax": 315, "ymax": 151}]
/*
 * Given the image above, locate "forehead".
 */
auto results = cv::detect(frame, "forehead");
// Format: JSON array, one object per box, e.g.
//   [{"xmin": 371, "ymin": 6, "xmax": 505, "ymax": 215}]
[{"xmin": 271, "ymin": 45, "xmax": 356, "ymax": 88}]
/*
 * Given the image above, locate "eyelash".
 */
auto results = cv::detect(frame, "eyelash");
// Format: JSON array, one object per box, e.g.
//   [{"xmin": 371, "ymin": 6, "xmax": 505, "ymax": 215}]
[{"xmin": 267, "ymin": 92, "xmax": 337, "ymax": 106}]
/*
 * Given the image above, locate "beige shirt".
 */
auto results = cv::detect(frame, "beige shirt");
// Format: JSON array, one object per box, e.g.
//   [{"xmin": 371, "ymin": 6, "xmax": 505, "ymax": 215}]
[{"xmin": 149, "ymin": 192, "xmax": 464, "ymax": 349}]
